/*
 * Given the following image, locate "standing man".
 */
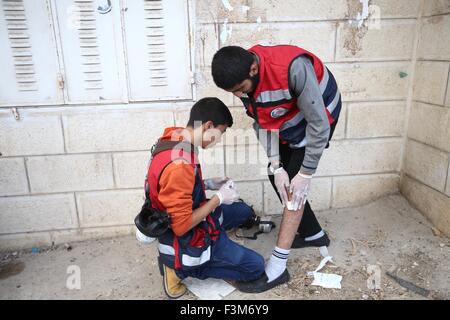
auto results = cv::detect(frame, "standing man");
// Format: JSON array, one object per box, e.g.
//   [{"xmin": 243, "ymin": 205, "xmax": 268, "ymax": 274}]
[{"xmin": 211, "ymin": 45, "xmax": 342, "ymax": 292}]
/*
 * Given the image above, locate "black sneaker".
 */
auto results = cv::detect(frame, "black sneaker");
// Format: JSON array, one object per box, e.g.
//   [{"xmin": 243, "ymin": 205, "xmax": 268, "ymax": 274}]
[
  {"xmin": 235, "ymin": 269, "xmax": 290, "ymax": 293},
  {"xmin": 291, "ymin": 231, "xmax": 330, "ymax": 249}
]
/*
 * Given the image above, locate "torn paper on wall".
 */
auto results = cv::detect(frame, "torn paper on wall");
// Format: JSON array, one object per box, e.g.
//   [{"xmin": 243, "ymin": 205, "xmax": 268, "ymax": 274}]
[
  {"xmin": 347, "ymin": 0, "xmax": 371, "ymax": 28},
  {"xmin": 356, "ymin": 0, "xmax": 370, "ymax": 28},
  {"xmin": 256, "ymin": 16, "xmax": 262, "ymax": 31},
  {"xmin": 221, "ymin": 0, "xmax": 234, "ymax": 12},
  {"xmin": 220, "ymin": 18, "xmax": 233, "ymax": 44}
]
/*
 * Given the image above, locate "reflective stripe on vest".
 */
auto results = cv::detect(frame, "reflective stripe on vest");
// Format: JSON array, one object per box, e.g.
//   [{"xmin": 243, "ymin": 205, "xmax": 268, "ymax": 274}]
[
  {"xmin": 148, "ymin": 139, "xmax": 219, "ymax": 270},
  {"xmin": 263, "ymin": 67, "xmax": 336, "ymax": 129},
  {"xmin": 159, "ymin": 243, "xmax": 175, "ymax": 255},
  {"xmin": 158, "ymin": 236, "xmax": 211, "ymax": 267},
  {"xmin": 182, "ymin": 246, "xmax": 211, "ymax": 267},
  {"xmin": 256, "ymin": 67, "xmax": 329, "ymax": 107},
  {"xmin": 256, "ymin": 89, "xmax": 292, "ymax": 105},
  {"xmin": 245, "ymin": 45, "xmax": 341, "ymax": 146},
  {"xmin": 158, "ymin": 241, "xmax": 212, "ymax": 267},
  {"xmin": 289, "ymin": 92, "xmax": 341, "ymax": 148},
  {"xmin": 251, "ymin": 66, "xmax": 341, "ymax": 147}
]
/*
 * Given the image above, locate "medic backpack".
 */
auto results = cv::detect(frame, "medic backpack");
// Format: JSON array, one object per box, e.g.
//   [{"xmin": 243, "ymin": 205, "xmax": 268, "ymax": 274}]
[{"xmin": 134, "ymin": 140, "xmax": 195, "ymax": 238}]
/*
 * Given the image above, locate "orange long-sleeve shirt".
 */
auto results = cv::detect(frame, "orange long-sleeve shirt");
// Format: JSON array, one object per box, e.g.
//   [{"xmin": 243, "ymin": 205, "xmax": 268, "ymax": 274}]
[{"xmin": 156, "ymin": 127, "xmax": 197, "ymax": 237}]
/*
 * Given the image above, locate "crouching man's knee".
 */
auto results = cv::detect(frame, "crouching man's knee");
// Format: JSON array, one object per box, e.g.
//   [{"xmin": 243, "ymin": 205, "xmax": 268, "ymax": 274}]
[{"xmin": 239, "ymin": 251, "xmax": 265, "ymax": 282}]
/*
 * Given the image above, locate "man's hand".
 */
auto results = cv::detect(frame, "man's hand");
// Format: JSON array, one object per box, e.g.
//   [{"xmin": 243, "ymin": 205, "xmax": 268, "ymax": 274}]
[
  {"xmin": 290, "ymin": 172, "xmax": 312, "ymax": 211},
  {"xmin": 215, "ymin": 180, "xmax": 240, "ymax": 205},
  {"xmin": 273, "ymin": 167, "xmax": 290, "ymax": 206},
  {"xmin": 204, "ymin": 177, "xmax": 229, "ymax": 190}
]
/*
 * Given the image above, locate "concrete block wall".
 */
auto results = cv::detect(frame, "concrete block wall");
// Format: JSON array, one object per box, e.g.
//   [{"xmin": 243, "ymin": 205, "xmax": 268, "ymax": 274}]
[
  {"xmin": 400, "ymin": 0, "xmax": 450, "ymax": 237},
  {"xmin": 195, "ymin": 0, "xmax": 418, "ymax": 217},
  {"xmin": 0, "ymin": 105, "xmax": 177, "ymax": 250},
  {"xmin": 0, "ymin": 0, "xmax": 442, "ymax": 250}
]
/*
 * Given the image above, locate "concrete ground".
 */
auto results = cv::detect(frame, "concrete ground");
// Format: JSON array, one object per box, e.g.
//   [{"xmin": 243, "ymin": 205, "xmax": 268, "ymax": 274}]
[{"xmin": 0, "ymin": 194, "xmax": 449, "ymax": 300}]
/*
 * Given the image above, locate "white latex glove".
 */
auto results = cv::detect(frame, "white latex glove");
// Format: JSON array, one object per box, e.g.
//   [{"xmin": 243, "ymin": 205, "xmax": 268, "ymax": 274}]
[
  {"xmin": 204, "ymin": 177, "xmax": 229, "ymax": 190},
  {"xmin": 215, "ymin": 180, "xmax": 240, "ymax": 205},
  {"xmin": 289, "ymin": 172, "xmax": 312, "ymax": 211},
  {"xmin": 273, "ymin": 167, "xmax": 290, "ymax": 206}
]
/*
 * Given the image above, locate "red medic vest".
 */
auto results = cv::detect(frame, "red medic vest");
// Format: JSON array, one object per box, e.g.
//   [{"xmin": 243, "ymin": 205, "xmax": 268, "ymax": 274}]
[
  {"xmin": 146, "ymin": 140, "xmax": 220, "ymax": 270},
  {"xmin": 243, "ymin": 45, "xmax": 340, "ymax": 145}
]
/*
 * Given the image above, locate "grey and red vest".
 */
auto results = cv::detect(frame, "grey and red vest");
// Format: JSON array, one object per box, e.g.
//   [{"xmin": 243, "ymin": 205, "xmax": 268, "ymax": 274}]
[
  {"xmin": 146, "ymin": 140, "xmax": 221, "ymax": 270},
  {"xmin": 243, "ymin": 45, "xmax": 341, "ymax": 146}
]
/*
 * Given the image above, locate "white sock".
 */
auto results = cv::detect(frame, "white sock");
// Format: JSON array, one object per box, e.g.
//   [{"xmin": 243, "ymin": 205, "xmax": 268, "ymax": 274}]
[{"xmin": 265, "ymin": 246, "xmax": 290, "ymax": 282}]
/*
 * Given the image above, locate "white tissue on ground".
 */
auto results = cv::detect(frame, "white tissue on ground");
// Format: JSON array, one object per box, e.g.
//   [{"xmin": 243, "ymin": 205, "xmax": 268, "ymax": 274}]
[
  {"xmin": 182, "ymin": 277, "xmax": 236, "ymax": 300},
  {"xmin": 307, "ymin": 246, "xmax": 343, "ymax": 289},
  {"xmin": 310, "ymin": 272, "xmax": 342, "ymax": 289}
]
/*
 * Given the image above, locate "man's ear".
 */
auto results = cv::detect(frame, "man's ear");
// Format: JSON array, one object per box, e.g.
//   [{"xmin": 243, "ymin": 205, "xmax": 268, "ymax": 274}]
[
  {"xmin": 249, "ymin": 62, "xmax": 258, "ymax": 77},
  {"xmin": 203, "ymin": 120, "xmax": 214, "ymax": 131}
]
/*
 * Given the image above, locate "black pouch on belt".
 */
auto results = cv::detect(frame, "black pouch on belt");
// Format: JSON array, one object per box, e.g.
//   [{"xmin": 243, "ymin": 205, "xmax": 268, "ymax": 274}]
[{"xmin": 134, "ymin": 198, "xmax": 171, "ymax": 238}]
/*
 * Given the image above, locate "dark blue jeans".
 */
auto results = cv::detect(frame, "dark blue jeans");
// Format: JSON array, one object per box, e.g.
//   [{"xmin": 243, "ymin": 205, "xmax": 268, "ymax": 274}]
[{"xmin": 175, "ymin": 201, "xmax": 265, "ymax": 282}]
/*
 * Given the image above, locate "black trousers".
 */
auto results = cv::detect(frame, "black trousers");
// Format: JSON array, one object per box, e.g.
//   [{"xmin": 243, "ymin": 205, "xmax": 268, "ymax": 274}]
[{"xmin": 267, "ymin": 121, "xmax": 337, "ymax": 238}]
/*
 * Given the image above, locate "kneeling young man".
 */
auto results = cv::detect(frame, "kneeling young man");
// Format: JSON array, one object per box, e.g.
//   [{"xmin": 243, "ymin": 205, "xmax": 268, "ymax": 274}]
[{"xmin": 146, "ymin": 97, "xmax": 265, "ymax": 298}]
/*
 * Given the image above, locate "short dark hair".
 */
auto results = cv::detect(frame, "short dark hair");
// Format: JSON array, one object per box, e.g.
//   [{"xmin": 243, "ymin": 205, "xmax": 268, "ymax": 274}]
[
  {"xmin": 186, "ymin": 97, "xmax": 233, "ymax": 128},
  {"xmin": 211, "ymin": 46, "xmax": 254, "ymax": 90}
]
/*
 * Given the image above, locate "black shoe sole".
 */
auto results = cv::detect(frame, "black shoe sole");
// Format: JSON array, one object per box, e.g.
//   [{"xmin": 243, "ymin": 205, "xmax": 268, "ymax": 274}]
[
  {"xmin": 291, "ymin": 233, "xmax": 331, "ymax": 249},
  {"xmin": 236, "ymin": 270, "xmax": 290, "ymax": 294},
  {"xmin": 158, "ymin": 256, "xmax": 164, "ymax": 276}
]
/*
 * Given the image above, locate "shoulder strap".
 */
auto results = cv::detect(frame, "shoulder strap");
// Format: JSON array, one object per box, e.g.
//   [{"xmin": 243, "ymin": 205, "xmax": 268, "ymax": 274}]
[
  {"xmin": 151, "ymin": 140, "xmax": 197, "ymax": 158},
  {"xmin": 147, "ymin": 140, "xmax": 200, "ymax": 197}
]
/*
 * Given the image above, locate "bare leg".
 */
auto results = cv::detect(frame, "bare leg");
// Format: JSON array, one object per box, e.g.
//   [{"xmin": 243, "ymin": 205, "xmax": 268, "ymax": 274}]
[
  {"xmin": 262, "ymin": 204, "xmax": 305, "ymax": 283},
  {"xmin": 276, "ymin": 206, "xmax": 305, "ymax": 250}
]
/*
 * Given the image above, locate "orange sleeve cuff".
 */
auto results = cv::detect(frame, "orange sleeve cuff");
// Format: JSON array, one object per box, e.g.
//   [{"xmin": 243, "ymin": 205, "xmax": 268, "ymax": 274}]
[{"xmin": 157, "ymin": 160, "xmax": 195, "ymax": 237}]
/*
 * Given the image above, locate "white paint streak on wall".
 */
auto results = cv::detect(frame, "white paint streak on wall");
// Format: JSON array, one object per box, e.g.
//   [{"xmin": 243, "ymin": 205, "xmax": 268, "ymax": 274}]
[
  {"xmin": 356, "ymin": 0, "xmax": 370, "ymax": 28},
  {"xmin": 220, "ymin": 18, "xmax": 233, "ymax": 44},
  {"xmin": 221, "ymin": 0, "xmax": 234, "ymax": 12},
  {"xmin": 241, "ymin": 5, "xmax": 250, "ymax": 13},
  {"xmin": 348, "ymin": 0, "xmax": 371, "ymax": 28},
  {"xmin": 256, "ymin": 16, "xmax": 262, "ymax": 31}
]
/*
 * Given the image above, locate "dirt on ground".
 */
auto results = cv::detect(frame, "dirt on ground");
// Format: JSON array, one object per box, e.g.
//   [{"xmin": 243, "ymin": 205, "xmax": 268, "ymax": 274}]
[{"xmin": 0, "ymin": 194, "xmax": 449, "ymax": 300}]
